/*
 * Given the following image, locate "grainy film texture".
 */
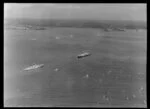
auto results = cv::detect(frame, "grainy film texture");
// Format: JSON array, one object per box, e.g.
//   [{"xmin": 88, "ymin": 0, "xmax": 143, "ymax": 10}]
[{"xmin": 4, "ymin": 3, "xmax": 147, "ymax": 107}]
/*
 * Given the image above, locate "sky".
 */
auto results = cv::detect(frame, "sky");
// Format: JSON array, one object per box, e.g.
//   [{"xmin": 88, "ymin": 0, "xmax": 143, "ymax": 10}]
[{"xmin": 4, "ymin": 3, "xmax": 146, "ymax": 21}]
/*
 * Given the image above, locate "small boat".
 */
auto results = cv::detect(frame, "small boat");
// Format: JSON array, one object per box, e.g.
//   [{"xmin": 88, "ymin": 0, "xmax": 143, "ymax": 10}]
[
  {"xmin": 77, "ymin": 52, "xmax": 91, "ymax": 59},
  {"xmin": 24, "ymin": 64, "xmax": 44, "ymax": 71}
]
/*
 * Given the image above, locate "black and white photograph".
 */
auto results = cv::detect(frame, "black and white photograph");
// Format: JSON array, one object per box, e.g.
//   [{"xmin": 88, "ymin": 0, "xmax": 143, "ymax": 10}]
[{"xmin": 4, "ymin": 3, "xmax": 147, "ymax": 107}]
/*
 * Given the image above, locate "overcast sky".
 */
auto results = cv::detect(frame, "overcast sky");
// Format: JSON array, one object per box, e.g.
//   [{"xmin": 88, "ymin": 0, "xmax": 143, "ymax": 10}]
[{"xmin": 4, "ymin": 3, "xmax": 146, "ymax": 21}]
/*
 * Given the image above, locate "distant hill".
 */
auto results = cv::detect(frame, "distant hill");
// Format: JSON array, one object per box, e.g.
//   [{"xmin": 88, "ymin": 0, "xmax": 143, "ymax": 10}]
[{"xmin": 4, "ymin": 18, "xmax": 147, "ymax": 30}]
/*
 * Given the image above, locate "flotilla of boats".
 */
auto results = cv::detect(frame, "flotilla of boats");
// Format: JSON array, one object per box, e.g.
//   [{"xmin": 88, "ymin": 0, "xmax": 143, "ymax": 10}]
[{"xmin": 23, "ymin": 52, "xmax": 91, "ymax": 71}]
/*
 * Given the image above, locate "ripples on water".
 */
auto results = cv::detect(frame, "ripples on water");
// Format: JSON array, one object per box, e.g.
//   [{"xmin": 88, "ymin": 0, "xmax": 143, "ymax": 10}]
[{"xmin": 4, "ymin": 28, "xmax": 146, "ymax": 107}]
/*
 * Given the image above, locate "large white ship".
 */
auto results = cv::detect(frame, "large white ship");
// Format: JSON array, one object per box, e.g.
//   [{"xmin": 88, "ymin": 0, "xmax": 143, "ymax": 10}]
[
  {"xmin": 23, "ymin": 64, "xmax": 44, "ymax": 71},
  {"xmin": 77, "ymin": 52, "xmax": 91, "ymax": 59}
]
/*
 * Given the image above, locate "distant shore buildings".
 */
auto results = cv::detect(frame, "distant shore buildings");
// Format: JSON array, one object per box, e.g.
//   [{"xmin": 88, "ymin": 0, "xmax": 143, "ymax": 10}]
[
  {"xmin": 103, "ymin": 26, "xmax": 126, "ymax": 32},
  {"xmin": 5, "ymin": 25, "xmax": 46, "ymax": 30}
]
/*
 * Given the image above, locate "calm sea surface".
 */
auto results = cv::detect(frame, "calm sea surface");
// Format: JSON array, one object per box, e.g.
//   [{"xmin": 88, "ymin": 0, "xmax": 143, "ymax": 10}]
[{"xmin": 4, "ymin": 28, "xmax": 147, "ymax": 107}]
